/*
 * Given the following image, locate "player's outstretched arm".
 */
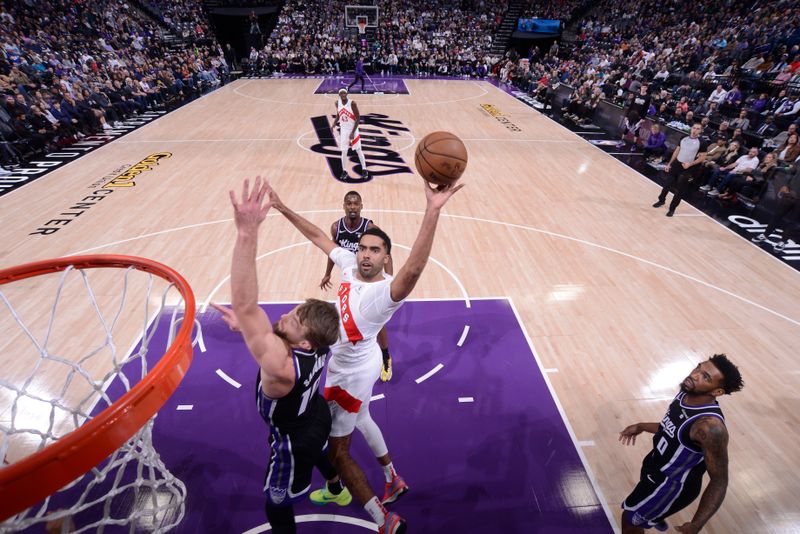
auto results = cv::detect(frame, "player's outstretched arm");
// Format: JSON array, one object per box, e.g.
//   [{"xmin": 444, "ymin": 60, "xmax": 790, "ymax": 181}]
[
  {"xmin": 675, "ymin": 417, "xmax": 729, "ymax": 533},
  {"xmin": 390, "ymin": 180, "xmax": 463, "ymax": 302},
  {"xmin": 229, "ymin": 177, "xmax": 295, "ymax": 385},
  {"xmin": 266, "ymin": 182, "xmax": 338, "ymax": 256},
  {"xmin": 618, "ymin": 422, "xmax": 660, "ymax": 446},
  {"xmin": 320, "ymin": 222, "xmax": 338, "ymax": 290}
]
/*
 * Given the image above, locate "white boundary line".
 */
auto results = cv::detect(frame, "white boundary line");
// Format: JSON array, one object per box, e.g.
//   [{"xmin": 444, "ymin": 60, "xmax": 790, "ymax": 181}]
[
  {"xmin": 215, "ymin": 369, "xmax": 242, "ymax": 389},
  {"xmin": 203, "ymin": 296, "xmax": 507, "ymax": 306},
  {"xmin": 233, "ymin": 78, "xmax": 489, "ymax": 107},
  {"xmin": 490, "ymin": 82, "xmax": 800, "ymax": 279},
  {"xmin": 507, "ymin": 297, "xmax": 619, "ymax": 533},
  {"xmin": 456, "ymin": 325, "xmax": 471, "ymax": 346},
  {"xmin": 68, "ymin": 209, "xmax": 800, "ymax": 327},
  {"xmin": 200, "ymin": 241, "xmax": 471, "ymax": 312},
  {"xmin": 415, "ymin": 363, "xmax": 444, "ymax": 384},
  {"xmin": 242, "ymin": 513, "xmax": 377, "ymax": 533}
]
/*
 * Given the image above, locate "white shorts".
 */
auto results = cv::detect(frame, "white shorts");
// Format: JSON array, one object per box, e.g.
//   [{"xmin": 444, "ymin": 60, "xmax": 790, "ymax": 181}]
[
  {"xmin": 323, "ymin": 345, "xmax": 381, "ymax": 437},
  {"xmin": 340, "ymin": 127, "xmax": 362, "ymax": 150}
]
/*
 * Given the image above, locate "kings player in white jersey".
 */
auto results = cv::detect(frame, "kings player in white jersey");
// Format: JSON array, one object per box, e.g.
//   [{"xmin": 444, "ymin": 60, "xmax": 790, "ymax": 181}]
[
  {"xmin": 333, "ymin": 88, "xmax": 369, "ymax": 181},
  {"xmin": 266, "ymin": 179, "xmax": 463, "ymax": 534}
]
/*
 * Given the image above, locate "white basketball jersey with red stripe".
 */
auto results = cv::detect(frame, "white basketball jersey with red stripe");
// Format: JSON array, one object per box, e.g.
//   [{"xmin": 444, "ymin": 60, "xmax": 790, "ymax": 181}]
[
  {"xmin": 337, "ymin": 98, "xmax": 357, "ymax": 130},
  {"xmin": 329, "ymin": 247, "xmax": 403, "ymax": 367}
]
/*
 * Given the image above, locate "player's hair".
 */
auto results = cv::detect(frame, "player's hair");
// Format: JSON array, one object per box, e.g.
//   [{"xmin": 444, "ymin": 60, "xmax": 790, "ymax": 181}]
[
  {"xmin": 708, "ymin": 354, "xmax": 744, "ymax": 395},
  {"xmin": 360, "ymin": 226, "xmax": 391, "ymax": 254},
  {"xmin": 296, "ymin": 298, "xmax": 340, "ymax": 348},
  {"xmin": 344, "ymin": 190, "xmax": 362, "ymax": 201}
]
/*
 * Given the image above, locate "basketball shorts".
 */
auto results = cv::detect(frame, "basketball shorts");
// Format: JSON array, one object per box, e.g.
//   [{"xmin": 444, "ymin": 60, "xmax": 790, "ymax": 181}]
[
  {"xmin": 340, "ymin": 126, "xmax": 362, "ymax": 150},
  {"xmin": 323, "ymin": 349, "xmax": 382, "ymax": 437},
  {"xmin": 622, "ymin": 468, "xmax": 703, "ymax": 528},
  {"xmin": 263, "ymin": 396, "xmax": 331, "ymax": 507}
]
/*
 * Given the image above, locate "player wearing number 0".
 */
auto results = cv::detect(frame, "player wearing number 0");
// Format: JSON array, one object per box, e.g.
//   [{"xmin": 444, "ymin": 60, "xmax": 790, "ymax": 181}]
[
  {"xmin": 618, "ymin": 354, "xmax": 744, "ymax": 534},
  {"xmin": 333, "ymin": 88, "xmax": 369, "ymax": 181},
  {"xmin": 320, "ymin": 190, "xmax": 395, "ymax": 382},
  {"xmin": 266, "ymin": 179, "xmax": 463, "ymax": 534},
  {"xmin": 223, "ymin": 176, "xmax": 343, "ymax": 534}
]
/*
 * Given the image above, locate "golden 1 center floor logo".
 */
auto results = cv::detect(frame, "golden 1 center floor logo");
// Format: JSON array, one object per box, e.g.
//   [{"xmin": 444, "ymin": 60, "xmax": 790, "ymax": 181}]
[
  {"xmin": 479, "ymin": 104, "xmax": 522, "ymax": 132},
  {"xmin": 30, "ymin": 153, "xmax": 172, "ymax": 236}
]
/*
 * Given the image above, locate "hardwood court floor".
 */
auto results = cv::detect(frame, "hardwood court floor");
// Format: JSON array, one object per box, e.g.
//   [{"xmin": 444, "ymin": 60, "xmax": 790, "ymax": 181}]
[{"xmin": 1, "ymin": 78, "xmax": 799, "ymax": 533}]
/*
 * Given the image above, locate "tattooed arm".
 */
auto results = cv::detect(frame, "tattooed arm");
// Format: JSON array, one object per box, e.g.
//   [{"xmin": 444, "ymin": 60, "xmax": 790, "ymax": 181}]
[{"xmin": 675, "ymin": 416, "xmax": 729, "ymax": 533}]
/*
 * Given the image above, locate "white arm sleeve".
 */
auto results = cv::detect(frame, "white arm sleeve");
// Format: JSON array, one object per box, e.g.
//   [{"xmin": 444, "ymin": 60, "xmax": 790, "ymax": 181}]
[{"xmin": 330, "ymin": 247, "xmax": 356, "ymax": 270}]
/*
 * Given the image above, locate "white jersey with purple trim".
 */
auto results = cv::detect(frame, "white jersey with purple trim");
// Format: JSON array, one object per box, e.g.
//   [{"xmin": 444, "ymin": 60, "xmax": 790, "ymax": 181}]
[{"xmin": 329, "ymin": 247, "xmax": 403, "ymax": 367}]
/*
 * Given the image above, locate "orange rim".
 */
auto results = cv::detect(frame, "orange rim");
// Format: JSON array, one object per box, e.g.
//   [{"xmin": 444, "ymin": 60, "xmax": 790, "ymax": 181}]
[{"xmin": 0, "ymin": 255, "xmax": 195, "ymax": 522}]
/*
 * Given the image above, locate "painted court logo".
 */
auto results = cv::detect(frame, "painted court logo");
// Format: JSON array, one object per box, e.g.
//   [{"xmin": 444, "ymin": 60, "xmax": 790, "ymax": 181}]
[
  {"xmin": 30, "ymin": 152, "xmax": 172, "ymax": 236},
  {"xmin": 309, "ymin": 113, "xmax": 413, "ymax": 183},
  {"xmin": 101, "ymin": 152, "xmax": 171, "ymax": 188},
  {"xmin": 728, "ymin": 215, "xmax": 799, "ymax": 263},
  {"xmin": 479, "ymin": 104, "xmax": 522, "ymax": 132}
]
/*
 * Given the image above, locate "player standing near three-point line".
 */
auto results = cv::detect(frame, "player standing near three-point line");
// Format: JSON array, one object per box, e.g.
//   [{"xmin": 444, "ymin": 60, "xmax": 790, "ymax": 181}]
[
  {"xmin": 320, "ymin": 190, "xmax": 395, "ymax": 382},
  {"xmin": 266, "ymin": 178, "xmax": 463, "ymax": 534},
  {"xmin": 333, "ymin": 88, "xmax": 369, "ymax": 181},
  {"xmin": 619, "ymin": 354, "xmax": 743, "ymax": 534}
]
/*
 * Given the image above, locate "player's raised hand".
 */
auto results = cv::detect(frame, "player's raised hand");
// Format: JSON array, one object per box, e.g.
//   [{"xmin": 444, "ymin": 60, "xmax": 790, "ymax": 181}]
[
  {"xmin": 264, "ymin": 180, "xmax": 286, "ymax": 212},
  {"xmin": 619, "ymin": 424, "xmax": 643, "ymax": 446},
  {"xmin": 210, "ymin": 302, "xmax": 241, "ymax": 332},
  {"xmin": 229, "ymin": 176, "xmax": 270, "ymax": 230},
  {"xmin": 424, "ymin": 179, "xmax": 464, "ymax": 210}
]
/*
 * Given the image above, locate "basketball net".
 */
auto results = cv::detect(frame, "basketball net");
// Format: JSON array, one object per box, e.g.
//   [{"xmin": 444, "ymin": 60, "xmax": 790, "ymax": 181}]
[
  {"xmin": 0, "ymin": 257, "xmax": 200, "ymax": 533},
  {"xmin": 357, "ymin": 17, "xmax": 367, "ymax": 35}
]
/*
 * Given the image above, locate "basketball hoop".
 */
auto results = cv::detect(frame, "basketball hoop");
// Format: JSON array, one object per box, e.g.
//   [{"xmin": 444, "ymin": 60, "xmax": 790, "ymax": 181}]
[
  {"xmin": 0, "ymin": 255, "xmax": 196, "ymax": 531},
  {"xmin": 357, "ymin": 16, "xmax": 367, "ymax": 35}
]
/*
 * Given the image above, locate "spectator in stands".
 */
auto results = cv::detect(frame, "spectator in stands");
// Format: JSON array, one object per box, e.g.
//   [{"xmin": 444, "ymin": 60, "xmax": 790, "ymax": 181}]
[
  {"xmin": 771, "ymin": 124, "xmax": 798, "ymax": 149},
  {"xmin": 754, "ymin": 115, "xmax": 779, "ymax": 140},
  {"xmin": 730, "ymin": 110, "xmax": 750, "ymax": 132},
  {"xmin": 710, "ymin": 121, "xmax": 731, "ymax": 143},
  {"xmin": 616, "ymin": 111, "xmax": 645, "ymax": 152},
  {"xmin": 698, "ymin": 140, "xmax": 740, "ymax": 187},
  {"xmin": 773, "ymin": 133, "xmax": 800, "ymax": 167},
  {"xmin": 705, "ymin": 146, "xmax": 761, "ymax": 197},
  {"xmin": 707, "ymin": 84, "xmax": 728, "ymax": 105},
  {"xmin": 721, "ymin": 152, "xmax": 778, "ymax": 201},
  {"xmin": 730, "ymin": 127, "xmax": 746, "ymax": 147},
  {"xmin": 775, "ymin": 96, "xmax": 800, "ymax": 128},
  {"xmin": 749, "ymin": 93, "xmax": 769, "ymax": 114},
  {"xmin": 643, "ymin": 123, "xmax": 667, "ymax": 162}
]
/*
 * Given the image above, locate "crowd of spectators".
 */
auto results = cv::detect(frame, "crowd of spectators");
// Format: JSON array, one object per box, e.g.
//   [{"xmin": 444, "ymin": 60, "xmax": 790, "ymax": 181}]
[
  {"xmin": 247, "ymin": 0, "xmax": 507, "ymax": 76},
  {"xmin": 520, "ymin": 0, "xmax": 588, "ymax": 23},
  {"xmin": 497, "ymin": 0, "xmax": 800, "ymax": 212},
  {"xmin": 139, "ymin": 0, "xmax": 213, "ymax": 41},
  {"xmin": 0, "ymin": 0, "xmax": 229, "ymax": 174}
]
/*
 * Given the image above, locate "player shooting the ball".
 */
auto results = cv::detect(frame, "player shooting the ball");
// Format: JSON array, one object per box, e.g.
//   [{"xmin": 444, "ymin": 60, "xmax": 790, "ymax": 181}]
[{"xmin": 265, "ymin": 177, "xmax": 462, "ymax": 534}]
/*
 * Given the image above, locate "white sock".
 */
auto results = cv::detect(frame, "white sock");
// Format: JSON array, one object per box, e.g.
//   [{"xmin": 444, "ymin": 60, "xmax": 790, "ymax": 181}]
[
  {"xmin": 382, "ymin": 462, "xmax": 397, "ymax": 483},
  {"xmin": 340, "ymin": 144, "xmax": 348, "ymax": 174},
  {"xmin": 364, "ymin": 496, "xmax": 386, "ymax": 524},
  {"xmin": 356, "ymin": 146, "xmax": 367, "ymax": 173}
]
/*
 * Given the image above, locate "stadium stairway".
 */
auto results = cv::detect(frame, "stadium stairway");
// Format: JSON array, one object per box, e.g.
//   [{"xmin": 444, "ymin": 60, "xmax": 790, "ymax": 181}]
[{"xmin": 490, "ymin": 0, "xmax": 526, "ymax": 56}]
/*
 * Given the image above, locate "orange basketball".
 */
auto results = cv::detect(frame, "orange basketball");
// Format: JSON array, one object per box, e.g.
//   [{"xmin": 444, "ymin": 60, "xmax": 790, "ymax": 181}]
[{"xmin": 414, "ymin": 131, "xmax": 468, "ymax": 186}]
